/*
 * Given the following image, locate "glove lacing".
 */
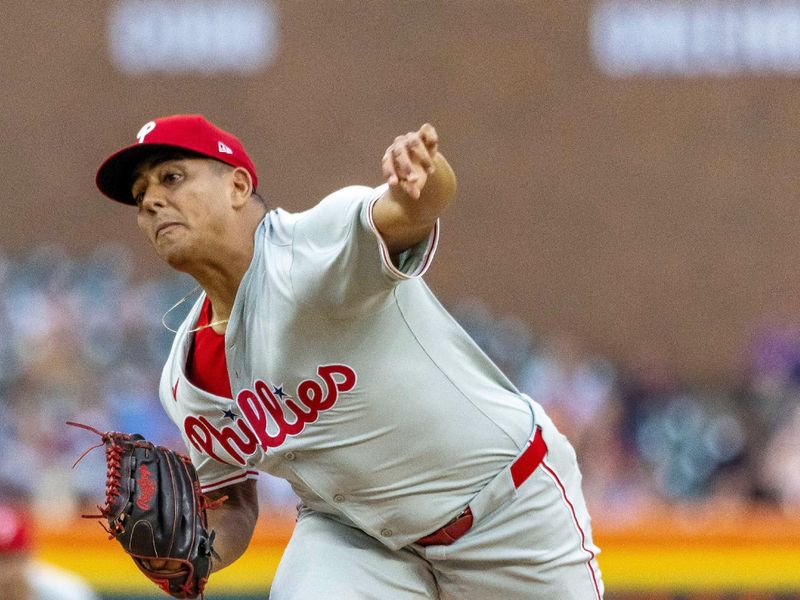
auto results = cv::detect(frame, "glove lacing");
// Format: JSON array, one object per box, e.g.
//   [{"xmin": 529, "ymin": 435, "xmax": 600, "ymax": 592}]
[{"xmin": 66, "ymin": 421, "xmax": 138, "ymax": 537}]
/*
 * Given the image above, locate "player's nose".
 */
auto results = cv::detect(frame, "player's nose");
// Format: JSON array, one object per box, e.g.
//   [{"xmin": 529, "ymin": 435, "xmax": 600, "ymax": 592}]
[{"xmin": 139, "ymin": 187, "xmax": 168, "ymax": 213}]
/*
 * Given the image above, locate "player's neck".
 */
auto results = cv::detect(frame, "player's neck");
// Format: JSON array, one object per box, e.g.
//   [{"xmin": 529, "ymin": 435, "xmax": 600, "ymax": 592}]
[
  {"xmin": 190, "ymin": 232, "xmax": 256, "ymax": 326},
  {"xmin": 192, "ymin": 249, "xmax": 250, "ymax": 324},
  {"xmin": 184, "ymin": 205, "xmax": 265, "ymax": 328}
]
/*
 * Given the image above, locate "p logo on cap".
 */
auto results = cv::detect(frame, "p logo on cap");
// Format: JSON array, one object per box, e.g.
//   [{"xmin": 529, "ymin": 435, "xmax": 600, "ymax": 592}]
[{"xmin": 137, "ymin": 121, "xmax": 157, "ymax": 144}]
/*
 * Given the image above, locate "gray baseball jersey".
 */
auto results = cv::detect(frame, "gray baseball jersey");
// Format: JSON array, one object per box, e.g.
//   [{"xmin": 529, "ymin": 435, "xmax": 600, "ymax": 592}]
[
  {"xmin": 158, "ymin": 184, "xmax": 603, "ymax": 599},
  {"xmin": 158, "ymin": 184, "xmax": 535, "ymax": 549}
]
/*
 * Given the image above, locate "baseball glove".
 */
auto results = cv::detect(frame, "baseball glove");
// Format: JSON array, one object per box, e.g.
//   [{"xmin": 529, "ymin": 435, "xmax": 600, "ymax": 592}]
[{"xmin": 68, "ymin": 422, "xmax": 220, "ymax": 599}]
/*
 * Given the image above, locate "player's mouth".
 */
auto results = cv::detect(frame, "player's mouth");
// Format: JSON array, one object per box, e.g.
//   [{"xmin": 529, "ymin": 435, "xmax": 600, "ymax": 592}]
[{"xmin": 155, "ymin": 222, "xmax": 183, "ymax": 238}]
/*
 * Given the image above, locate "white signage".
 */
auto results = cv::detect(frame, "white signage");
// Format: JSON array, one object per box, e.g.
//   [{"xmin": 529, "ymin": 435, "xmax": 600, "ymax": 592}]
[
  {"xmin": 108, "ymin": 0, "xmax": 279, "ymax": 74},
  {"xmin": 592, "ymin": 0, "xmax": 800, "ymax": 76}
]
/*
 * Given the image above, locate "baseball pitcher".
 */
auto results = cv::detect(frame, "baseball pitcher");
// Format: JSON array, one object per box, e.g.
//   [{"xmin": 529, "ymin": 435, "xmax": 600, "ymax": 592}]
[{"xmin": 88, "ymin": 114, "xmax": 603, "ymax": 599}]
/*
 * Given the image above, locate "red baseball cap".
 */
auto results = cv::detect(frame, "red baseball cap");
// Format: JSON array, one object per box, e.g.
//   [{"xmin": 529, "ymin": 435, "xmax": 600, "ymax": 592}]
[{"xmin": 96, "ymin": 114, "xmax": 258, "ymax": 205}]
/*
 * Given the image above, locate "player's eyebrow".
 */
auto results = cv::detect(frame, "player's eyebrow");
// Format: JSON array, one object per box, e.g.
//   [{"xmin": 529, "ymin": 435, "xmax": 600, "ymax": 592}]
[
  {"xmin": 130, "ymin": 154, "xmax": 192, "ymax": 198},
  {"xmin": 133, "ymin": 154, "xmax": 188, "ymax": 180}
]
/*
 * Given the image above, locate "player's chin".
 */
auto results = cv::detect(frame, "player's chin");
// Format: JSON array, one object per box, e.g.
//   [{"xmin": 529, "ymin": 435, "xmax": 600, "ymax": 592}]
[
  {"xmin": 164, "ymin": 251, "xmax": 196, "ymax": 273},
  {"xmin": 154, "ymin": 239, "xmax": 195, "ymax": 272}
]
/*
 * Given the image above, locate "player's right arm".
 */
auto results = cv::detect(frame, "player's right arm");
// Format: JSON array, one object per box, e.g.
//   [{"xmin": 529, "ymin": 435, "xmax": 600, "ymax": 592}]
[
  {"xmin": 288, "ymin": 125, "xmax": 451, "ymax": 312},
  {"xmin": 372, "ymin": 124, "xmax": 456, "ymax": 255}
]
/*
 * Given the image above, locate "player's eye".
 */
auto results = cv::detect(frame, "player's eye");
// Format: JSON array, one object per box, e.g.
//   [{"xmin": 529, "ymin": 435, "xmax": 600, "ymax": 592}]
[{"xmin": 162, "ymin": 171, "xmax": 182, "ymax": 184}]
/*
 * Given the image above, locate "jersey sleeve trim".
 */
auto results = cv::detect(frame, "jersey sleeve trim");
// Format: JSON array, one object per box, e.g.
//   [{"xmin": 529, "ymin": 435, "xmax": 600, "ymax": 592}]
[
  {"xmin": 199, "ymin": 470, "xmax": 259, "ymax": 493},
  {"xmin": 365, "ymin": 189, "xmax": 440, "ymax": 281}
]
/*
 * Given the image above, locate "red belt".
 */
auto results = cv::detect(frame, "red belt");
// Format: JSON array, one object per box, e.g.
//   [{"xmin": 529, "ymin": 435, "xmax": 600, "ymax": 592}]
[{"xmin": 415, "ymin": 427, "xmax": 547, "ymax": 547}]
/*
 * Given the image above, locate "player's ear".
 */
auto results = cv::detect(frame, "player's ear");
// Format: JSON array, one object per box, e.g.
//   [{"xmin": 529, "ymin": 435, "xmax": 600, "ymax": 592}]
[{"xmin": 230, "ymin": 167, "xmax": 253, "ymax": 209}]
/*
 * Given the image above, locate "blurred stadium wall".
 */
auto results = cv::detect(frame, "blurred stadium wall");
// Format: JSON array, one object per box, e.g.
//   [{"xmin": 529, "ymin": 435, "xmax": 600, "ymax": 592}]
[{"xmin": 5, "ymin": 1, "xmax": 800, "ymax": 386}]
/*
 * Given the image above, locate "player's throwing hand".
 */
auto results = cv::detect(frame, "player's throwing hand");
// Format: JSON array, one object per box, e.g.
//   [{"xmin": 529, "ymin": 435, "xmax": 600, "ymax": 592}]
[{"xmin": 382, "ymin": 124, "xmax": 439, "ymax": 200}]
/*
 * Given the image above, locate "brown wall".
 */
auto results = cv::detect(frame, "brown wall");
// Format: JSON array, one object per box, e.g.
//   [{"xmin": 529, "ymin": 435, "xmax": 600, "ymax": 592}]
[{"xmin": 3, "ymin": 1, "xmax": 800, "ymax": 384}]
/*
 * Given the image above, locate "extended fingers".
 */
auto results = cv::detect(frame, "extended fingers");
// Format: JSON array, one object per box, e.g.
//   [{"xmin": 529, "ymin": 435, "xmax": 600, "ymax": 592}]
[
  {"xmin": 418, "ymin": 123, "xmax": 438, "ymax": 155},
  {"xmin": 382, "ymin": 146, "xmax": 401, "ymax": 185},
  {"xmin": 383, "ymin": 136, "xmax": 416, "ymax": 185},
  {"xmin": 381, "ymin": 125, "xmax": 440, "ymax": 200},
  {"xmin": 383, "ymin": 129, "xmax": 436, "ymax": 181},
  {"xmin": 406, "ymin": 134, "xmax": 435, "ymax": 174},
  {"xmin": 384, "ymin": 145, "xmax": 422, "ymax": 199},
  {"xmin": 394, "ymin": 133, "xmax": 421, "ymax": 181}
]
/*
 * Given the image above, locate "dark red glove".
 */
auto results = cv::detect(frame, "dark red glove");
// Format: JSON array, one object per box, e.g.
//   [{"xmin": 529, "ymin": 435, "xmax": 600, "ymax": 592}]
[{"xmin": 69, "ymin": 422, "xmax": 218, "ymax": 599}]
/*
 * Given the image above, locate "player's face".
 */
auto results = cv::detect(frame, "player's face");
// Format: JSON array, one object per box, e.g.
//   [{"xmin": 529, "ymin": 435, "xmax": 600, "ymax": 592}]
[{"xmin": 132, "ymin": 156, "xmax": 234, "ymax": 271}]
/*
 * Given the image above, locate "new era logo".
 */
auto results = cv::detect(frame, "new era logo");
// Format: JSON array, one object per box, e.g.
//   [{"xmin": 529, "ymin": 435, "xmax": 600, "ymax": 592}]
[{"xmin": 218, "ymin": 141, "xmax": 233, "ymax": 154}]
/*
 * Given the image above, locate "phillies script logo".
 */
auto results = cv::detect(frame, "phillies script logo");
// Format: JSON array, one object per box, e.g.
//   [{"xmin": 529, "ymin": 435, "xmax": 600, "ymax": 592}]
[
  {"xmin": 183, "ymin": 364, "xmax": 356, "ymax": 465},
  {"xmin": 136, "ymin": 465, "xmax": 156, "ymax": 510}
]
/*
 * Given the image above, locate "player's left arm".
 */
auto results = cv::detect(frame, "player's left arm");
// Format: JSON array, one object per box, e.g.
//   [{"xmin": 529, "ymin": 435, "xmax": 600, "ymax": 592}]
[{"xmin": 372, "ymin": 124, "xmax": 457, "ymax": 256}]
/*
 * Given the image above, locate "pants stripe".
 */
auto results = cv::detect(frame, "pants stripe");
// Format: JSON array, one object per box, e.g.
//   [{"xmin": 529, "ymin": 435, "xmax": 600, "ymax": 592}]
[{"xmin": 542, "ymin": 460, "xmax": 602, "ymax": 600}]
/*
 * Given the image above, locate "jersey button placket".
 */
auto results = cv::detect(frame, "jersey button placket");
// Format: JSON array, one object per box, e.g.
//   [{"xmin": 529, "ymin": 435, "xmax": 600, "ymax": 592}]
[
  {"xmin": 380, "ymin": 528, "xmax": 393, "ymax": 538},
  {"xmin": 333, "ymin": 494, "xmax": 345, "ymax": 503},
  {"xmin": 284, "ymin": 451, "xmax": 296, "ymax": 461}
]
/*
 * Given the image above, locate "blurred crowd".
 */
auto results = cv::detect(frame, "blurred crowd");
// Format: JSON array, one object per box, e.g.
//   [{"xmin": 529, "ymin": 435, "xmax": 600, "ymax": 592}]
[
  {"xmin": 0, "ymin": 503, "xmax": 99, "ymax": 600},
  {"xmin": 0, "ymin": 246, "xmax": 798, "ymax": 525},
  {"xmin": 453, "ymin": 300, "xmax": 800, "ymax": 521}
]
